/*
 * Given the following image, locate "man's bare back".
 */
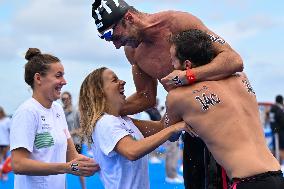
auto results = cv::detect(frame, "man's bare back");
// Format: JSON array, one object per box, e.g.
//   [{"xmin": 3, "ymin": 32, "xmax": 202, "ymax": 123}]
[{"xmin": 166, "ymin": 73, "xmax": 280, "ymax": 179}]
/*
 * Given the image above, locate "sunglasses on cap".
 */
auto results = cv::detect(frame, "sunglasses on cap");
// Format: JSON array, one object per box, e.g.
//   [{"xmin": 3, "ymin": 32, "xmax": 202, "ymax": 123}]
[
  {"xmin": 98, "ymin": 21, "xmax": 120, "ymax": 41},
  {"xmin": 98, "ymin": 29, "xmax": 114, "ymax": 41}
]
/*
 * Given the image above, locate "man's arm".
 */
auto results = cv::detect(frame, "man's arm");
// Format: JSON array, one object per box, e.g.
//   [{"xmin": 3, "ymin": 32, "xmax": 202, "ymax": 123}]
[
  {"xmin": 120, "ymin": 47, "xmax": 158, "ymax": 115},
  {"xmin": 190, "ymin": 37, "xmax": 243, "ymax": 81},
  {"xmin": 162, "ymin": 17, "xmax": 243, "ymax": 89}
]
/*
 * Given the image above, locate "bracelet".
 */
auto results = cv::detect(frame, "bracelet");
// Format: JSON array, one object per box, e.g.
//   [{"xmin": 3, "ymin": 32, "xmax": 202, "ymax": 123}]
[{"xmin": 186, "ymin": 69, "xmax": 196, "ymax": 84}]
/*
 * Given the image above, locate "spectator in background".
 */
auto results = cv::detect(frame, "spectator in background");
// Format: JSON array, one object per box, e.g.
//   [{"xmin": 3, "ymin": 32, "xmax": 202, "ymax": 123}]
[
  {"xmin": 0, "ymin": 106, "xmax": 11, "ymax": 181},
  {"xmin": 164, "ymin": 139, "xmax": 183, "ymax": 184},
  {"xmin": 61, "ymin": 91, "xmax": 87, "ymax": 189},
  {"xmin": 269, "ymin": 95, "xmax": 284, "ymax": 164}
]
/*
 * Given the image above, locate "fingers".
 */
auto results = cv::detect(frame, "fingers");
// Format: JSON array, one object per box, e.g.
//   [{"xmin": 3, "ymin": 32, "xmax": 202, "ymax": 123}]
[
  {"xmin": 78, "ymin": 163, "xmax": 99, "ymax": 176},
  {"xmin": 69, "ymin": 157, "xmax": 100, "ymax": 176},
  {"xmin": 161, "ymin": 75, "xmax": 182, "ymax": 91}
]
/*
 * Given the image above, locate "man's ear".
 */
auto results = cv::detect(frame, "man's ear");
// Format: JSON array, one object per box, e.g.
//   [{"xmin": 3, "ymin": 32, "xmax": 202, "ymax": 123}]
[
  {"xmin": 124, "ymin": 12, "xmax": 134, "ymax": 24},
  {"xmin": 184, "ymin": 60, "xmax": 193, "ymax": 69}
]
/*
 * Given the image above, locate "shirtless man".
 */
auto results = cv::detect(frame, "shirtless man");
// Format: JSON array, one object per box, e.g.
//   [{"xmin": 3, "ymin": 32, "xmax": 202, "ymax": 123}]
[
  {"xmin": 166, "ymin": 29, "xmax": 284, "ymax": 189},
  {"xmin": 92, "ymin": 0, "xmax": 243, "ymax": 188}
]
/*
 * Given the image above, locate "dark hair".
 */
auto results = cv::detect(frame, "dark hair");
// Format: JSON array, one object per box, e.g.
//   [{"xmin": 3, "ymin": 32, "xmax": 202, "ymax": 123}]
[
  {"xmin": 170, "ymin": 29, "xmax": 216, "ymax": 67},
  {"xmin": 276, "ymin": 95, "xmax": 283, "ymax": 104},
  {"xmin": 24, "ymin": 48, "xmax": 60, "ymax": 89}
]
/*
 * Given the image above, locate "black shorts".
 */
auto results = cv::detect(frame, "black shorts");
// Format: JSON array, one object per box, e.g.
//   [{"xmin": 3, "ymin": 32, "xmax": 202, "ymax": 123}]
[
  {"xmin": 183, "ymin": 132, "xmax": 224, "ymax": 189},
  {"xmin": 231, "ymin": 170, "xmax": 284, "ymax": 189},
  {"xmin": 75, "ymin": 144, "xmax": 82, "ymax": 154}
]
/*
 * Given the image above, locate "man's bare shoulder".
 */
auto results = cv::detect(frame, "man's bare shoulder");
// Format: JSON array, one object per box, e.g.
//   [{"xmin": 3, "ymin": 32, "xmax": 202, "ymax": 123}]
[
  {"xmin": 155, "ymin": 10, "xmax": 195, "ymax": 19},
  {"xmin": 166, "ymin": 86, "xmax": 193, "ymax": 108},
  {"xmin": 156, "ymin": 10, "xmax": 206, "ymax": 33}
]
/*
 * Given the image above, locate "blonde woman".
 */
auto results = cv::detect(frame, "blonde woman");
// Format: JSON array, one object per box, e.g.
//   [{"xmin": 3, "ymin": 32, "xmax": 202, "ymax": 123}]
[{"xmin": 79, "ymin": 67, "xmax": 187, "ymax": 189}]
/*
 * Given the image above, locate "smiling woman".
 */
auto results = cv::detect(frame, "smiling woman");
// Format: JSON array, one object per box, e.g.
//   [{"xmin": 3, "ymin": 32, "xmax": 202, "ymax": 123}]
[
  {"xmin": 78, "ymin": 67, "xmax": 188, "ymax": 189},
  {"xmin": 9, "ymin": 48, "xmax": 99, "ymax": 189}
]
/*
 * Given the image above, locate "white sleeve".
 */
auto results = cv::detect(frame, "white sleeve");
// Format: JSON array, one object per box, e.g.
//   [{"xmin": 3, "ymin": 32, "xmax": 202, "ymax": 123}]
[
  {"xmin": 94, "ymin": 116, "xmax": 129, "ymax": 157},
  {"xmin": 10, "ymin": 109, "xmax": 37, "ymax": 152}
]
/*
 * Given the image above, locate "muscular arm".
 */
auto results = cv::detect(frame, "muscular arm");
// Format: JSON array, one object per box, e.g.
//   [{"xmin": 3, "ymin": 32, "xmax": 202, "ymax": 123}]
[
  {"xmin": 120, "ymin": 47, "xmax": 158, "ymax": 116},
  {"xmin": 162, "ymin": 13, "xmax": 243, "ymax": 88},
  {"xmin": 192, "ymin": 37, "xmax": 243, "ymax": 81},
  {"xmin": 162, "ymin": 38, "xmax": 243, "ymax": 88},
  {"xmin": 192, "ymin": 15, "xmax": 244, "ymax": 80}
]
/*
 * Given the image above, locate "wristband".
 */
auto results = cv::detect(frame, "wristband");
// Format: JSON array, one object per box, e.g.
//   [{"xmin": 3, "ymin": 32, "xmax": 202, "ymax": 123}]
[{"xmin": 186, "ymin": 69, "xmax": 196, "ymax": 84}]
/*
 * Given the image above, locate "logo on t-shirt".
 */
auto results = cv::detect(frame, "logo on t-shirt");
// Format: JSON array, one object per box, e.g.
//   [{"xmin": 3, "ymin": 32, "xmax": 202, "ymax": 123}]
[
  {"xmin": 40, "ymin": 115, "xmax": 51, "ymax": 130},
  {"xmin": 41, "ymin": 115, "xmax": 46, "ymax": 121},
  {"xmin": 34, "ymin": 132, "xmax": 55, "ymax": 149}
]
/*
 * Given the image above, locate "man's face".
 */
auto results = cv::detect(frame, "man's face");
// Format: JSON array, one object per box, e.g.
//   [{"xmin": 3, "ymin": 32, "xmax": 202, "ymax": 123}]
[
  {"xmin": 170, "ymin": 45, "xmax": 184, "ymax": 70},
  {"xmin": 100, "ymin": 17, "xmax": 142, "ymax": 49}
]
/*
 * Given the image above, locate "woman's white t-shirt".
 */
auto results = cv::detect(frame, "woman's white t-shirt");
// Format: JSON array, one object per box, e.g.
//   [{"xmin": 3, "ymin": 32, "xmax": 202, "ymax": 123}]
[
  {"xmin": 92, "ymin": 114, "xmax": 150, "ymax": 189},
  {"xmin": 10, "ymin": 98, "xmax": 70, "ymax": 189}
]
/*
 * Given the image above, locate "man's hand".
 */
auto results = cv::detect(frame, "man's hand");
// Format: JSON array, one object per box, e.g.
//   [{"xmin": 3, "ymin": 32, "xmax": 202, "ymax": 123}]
[
  {"xmin": 66, "ymin": 156, "xmax": 100, "ymax": 177},
  {"xmin": 161, "ymin": 70, "xmax": 188, "ymax": 91}
]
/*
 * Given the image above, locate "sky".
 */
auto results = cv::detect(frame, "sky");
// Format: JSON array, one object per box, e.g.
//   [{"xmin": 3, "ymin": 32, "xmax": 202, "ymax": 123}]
[{"xmin": 0, "ymin": 0, "xmax": 284, "ymax": 115}]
